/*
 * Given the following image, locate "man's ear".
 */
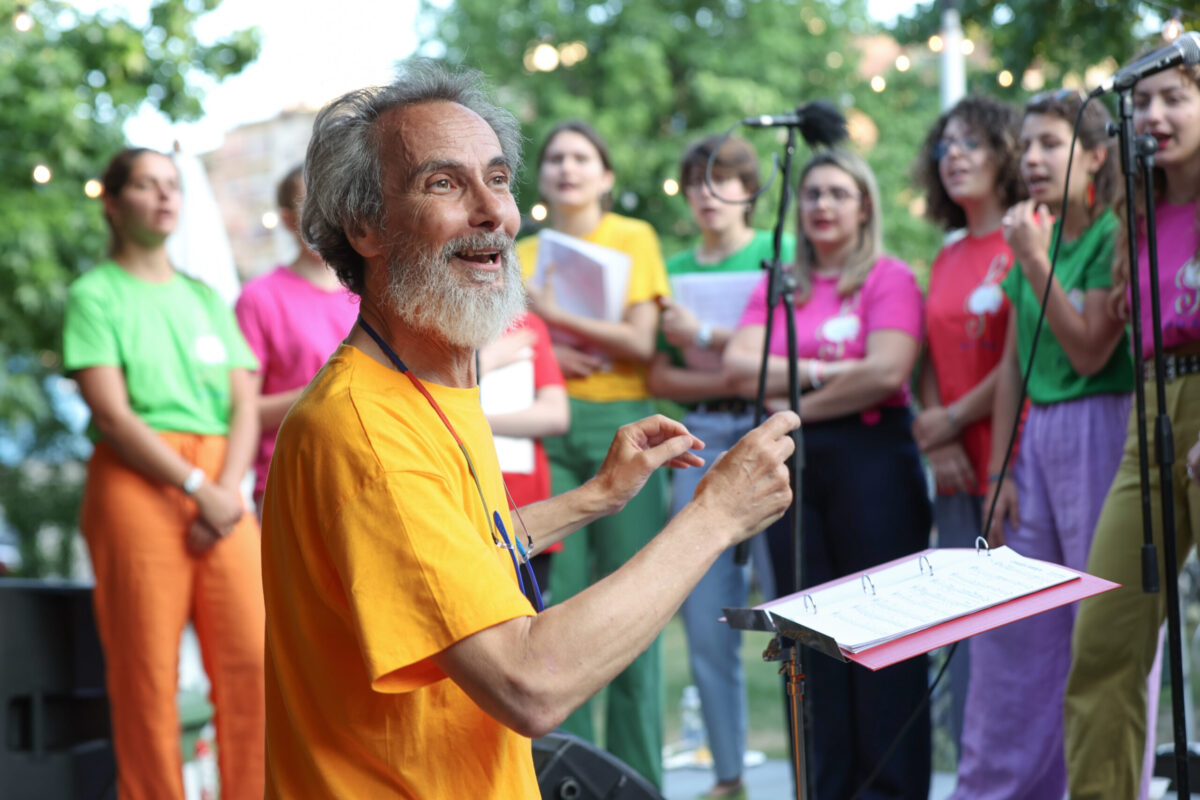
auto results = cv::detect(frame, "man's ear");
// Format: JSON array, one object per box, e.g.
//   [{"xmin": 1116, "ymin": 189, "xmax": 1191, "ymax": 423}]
[{"xmin": 346, "ymin": 221, "xmax": 384, "ymax": 259}]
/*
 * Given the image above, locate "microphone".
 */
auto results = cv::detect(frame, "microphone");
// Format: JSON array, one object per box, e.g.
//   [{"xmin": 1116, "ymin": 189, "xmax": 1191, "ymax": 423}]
[
  {"xmin": 743, "ymin": 112, "xmax": 806, "ymax": 128},
  {"xmin": 741, "ymin": 100, "xmax": 848, "ymax": 147},
  {"xmin": 1091, "ymin": 31, "xmax": 1200, "ymax": 96}
]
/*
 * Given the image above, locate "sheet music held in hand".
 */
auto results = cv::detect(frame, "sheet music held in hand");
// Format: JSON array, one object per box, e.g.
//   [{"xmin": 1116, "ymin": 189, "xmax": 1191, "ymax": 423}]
[
  {"xmin": 479, "ymin": 357, "xmax": 535, "ymax": 474},
  {"xmin": 766, "ymin": 546, "xmax": 1081, "ymax": 653},
  {"xmin": 531, "ymin": 228, "xmax": 632, "ymax": 323},
  {"xmin": 668, "ymin": 271, "xmax": 762, "ymax": 332}
]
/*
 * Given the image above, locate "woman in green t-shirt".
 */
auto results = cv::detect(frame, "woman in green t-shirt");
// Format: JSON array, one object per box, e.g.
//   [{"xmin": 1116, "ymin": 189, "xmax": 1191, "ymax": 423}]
[
  {"xmin": 62, "ymin": 148, "xmax": 264, "ymax": 799},
  {"xmin": 951, "ymin": 91, "xmax": 1137, "ymax": 800}
]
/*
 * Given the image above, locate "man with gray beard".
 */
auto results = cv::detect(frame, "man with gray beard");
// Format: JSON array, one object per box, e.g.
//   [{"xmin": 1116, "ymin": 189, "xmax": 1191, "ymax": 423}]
[{"xmin": 259, "ymin": 59, "xmax": 799, "ymax": 799}]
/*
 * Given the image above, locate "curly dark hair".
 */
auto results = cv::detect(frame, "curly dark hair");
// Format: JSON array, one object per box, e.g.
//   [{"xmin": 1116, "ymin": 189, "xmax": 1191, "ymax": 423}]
[{"xmin": 913, "ymin": 95, "xmax": 1026, "ymax": 231}]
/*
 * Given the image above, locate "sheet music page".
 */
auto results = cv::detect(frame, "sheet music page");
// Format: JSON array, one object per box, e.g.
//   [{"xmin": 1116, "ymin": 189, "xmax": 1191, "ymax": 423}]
[
  {"xmin": 532, "ymin": 229, "xmax": 632, "ymax": 323},
  {"xmin": 766, "ymin": 546, "xmax": 1079, "ymax": 652},
  {"xmin": 669, "ymin": 271, "xmax": 763, "ymax": 331},
  {"xmin": 479, "ymin": 358, "xmax": 535, "ymax": 474}
]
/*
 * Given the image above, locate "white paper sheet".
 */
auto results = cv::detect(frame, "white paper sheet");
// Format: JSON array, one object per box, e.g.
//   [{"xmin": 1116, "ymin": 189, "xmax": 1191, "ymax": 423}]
[
  {"xmin": 531, "ymin": 228, "xmax": 632, "ymax": 323},
  {"xmin": 766, "ymin": 546, "xmax": 1079, "ymax": 652},
  {"xmin": 479, "ymin": 358, "xmax": 535, "ymax": 474},
  {"xmin": 669, "ymin": 271, "xmax": 764, "ymax": 331}
]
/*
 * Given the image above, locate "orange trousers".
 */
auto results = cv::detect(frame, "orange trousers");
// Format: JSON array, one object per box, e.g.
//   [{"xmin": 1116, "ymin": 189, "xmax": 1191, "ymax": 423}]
[{"xmin": 80, "ymin": 433, "xmax": 264, "ymax": 800}]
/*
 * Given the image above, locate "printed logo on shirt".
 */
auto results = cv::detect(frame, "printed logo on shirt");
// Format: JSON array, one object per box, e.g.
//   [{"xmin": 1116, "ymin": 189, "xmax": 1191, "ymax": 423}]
[
  {"xmin": 964, "ymin": 251, "xmax": 1010, "ymax": 339},
  {"xmin": 818, "ymin": 293, "xmax": 862, "ymax": 359},
  {"xmin": 1177, "ymin": 256, "xmax": 1200, "ymax": 316},
  {"xmin": 194, "ymin": 334, "xmax": 228, "ymax": 365}
]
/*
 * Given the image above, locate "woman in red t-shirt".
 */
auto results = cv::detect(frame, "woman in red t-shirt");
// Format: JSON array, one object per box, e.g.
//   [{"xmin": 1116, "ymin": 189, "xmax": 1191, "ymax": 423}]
[
  {"xmin": 478, "ymin": 311, "xmax": 569, "ymax": 598},
  {"xmin": 911, "ymin": 95, "xmax": 1025, "ymax": 758}
]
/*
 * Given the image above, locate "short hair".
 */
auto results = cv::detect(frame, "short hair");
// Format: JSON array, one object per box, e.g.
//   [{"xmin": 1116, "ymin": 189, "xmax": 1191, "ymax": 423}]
[
  {"xmin": 913, "ymin": 95, "xmax": 1025, "ymax": 231},
  {"xmin": 679, "ymin": 135, "xmax": 762, "ymax": 224},
  {"xmin": 276, "ymin": 165, "xmax": 305, "ymax": 212},
  {"xmin": 794, "ymin": 148, "xmax": 883, "ymax": 302},
  {"xmin": 536, "ymin": 120, "xmax": 614, "ymax": 211},
  {"xmin": 1023, "ymin": 88, "xmax": 1118, "ymax": 216},
  {"xmin": 301, "ymin": 58, "xmax": 523, "ymax": 296}
]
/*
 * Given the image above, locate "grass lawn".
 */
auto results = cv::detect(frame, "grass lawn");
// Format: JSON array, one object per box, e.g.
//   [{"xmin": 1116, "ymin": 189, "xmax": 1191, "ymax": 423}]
[
  {"xmin": 661, "ymin": 611, "xmax": 960, "ymax": 772},
  {"xmin": 661, "ymin": 611, "xmax": 790, "ymax": 760}
]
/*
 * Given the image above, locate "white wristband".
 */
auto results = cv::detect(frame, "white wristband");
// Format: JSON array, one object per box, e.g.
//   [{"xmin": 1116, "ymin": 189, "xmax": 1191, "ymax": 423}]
[
  {"xmin": 182, "ymin": 467, "xmax": 206, "ymax": 496},
  {"xmin": 694, "ymin": 322, "xmax": 713, "ymax": 350},
  {"xmin": 807, "ymin": 359, "xmax": 824, "ymax": 389}
]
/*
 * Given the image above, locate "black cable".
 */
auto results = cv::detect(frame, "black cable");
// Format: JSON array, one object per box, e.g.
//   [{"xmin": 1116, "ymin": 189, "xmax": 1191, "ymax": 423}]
[
  {"xmin": 849, "ymin": 97, "xmax": 1093, "ymax": 800},
  {"xmin": 850, "ymin": 641, "xmax": 958, "ymax": 800},
  {"xmin": 980, "ymin": 96, "xmax": 1090, "ymax": 556}
]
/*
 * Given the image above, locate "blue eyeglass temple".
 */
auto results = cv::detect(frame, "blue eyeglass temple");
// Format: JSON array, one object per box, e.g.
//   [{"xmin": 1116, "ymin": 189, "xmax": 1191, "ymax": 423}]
[{"xmin": 494, "ymin": 511, "xmax": 544, "ymax": 612}]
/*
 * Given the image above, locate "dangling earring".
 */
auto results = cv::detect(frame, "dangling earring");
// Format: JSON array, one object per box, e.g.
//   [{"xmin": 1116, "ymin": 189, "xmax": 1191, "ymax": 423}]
[{"xmin": 1086, "ymin": 173, "xmax": 1096, "ymax": 209}]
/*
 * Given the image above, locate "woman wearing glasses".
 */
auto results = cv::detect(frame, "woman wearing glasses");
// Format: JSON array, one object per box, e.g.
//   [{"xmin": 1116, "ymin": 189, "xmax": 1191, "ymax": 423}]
[
  {"xmin": 948, "ymin": 90, "xmax": 1136, "ymax": 800},
  {"xmin": 647, "ymin": 134, "xmax": 794, "ymax": 800},
  {"xmin": 1066, "ymin": 59, "xmax": 1200, "ymax": 799},
  {"xmin": 911, "ymin": 95, "xmax": 1025, "ymax": 760},
  {"xmin": 725, "ymin": 149, "xmax": 931, "ymax": 799}
]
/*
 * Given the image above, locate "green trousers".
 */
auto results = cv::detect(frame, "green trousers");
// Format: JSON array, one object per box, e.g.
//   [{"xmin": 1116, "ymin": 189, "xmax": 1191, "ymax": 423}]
[
  {"xmin": 1065, "ymin": 372, "xmax": 1200, "ymax": 799},
  {"xmin": 545, "ymin": 397, "xmax": 668, "ymax": 789}
]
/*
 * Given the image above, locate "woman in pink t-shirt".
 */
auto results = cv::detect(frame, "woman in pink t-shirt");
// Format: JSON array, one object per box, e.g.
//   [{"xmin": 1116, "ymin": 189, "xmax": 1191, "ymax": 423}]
[
  {"xmin": 725, "ymin": 149, "xmax": 931, "ymax": 799},
  {"xmin": 235, "ymin": 167, "xmax": 359, "ymax": 510},
  {"xmin": 1066, "ymin": 59, "xmax": 1200, "ymax": 798}
]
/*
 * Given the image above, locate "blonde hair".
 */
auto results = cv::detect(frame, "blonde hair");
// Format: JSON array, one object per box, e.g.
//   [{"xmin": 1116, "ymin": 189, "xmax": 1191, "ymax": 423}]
[{"xmin": 793, "ymin": 148, "xmax": 883, "ymax": 303}]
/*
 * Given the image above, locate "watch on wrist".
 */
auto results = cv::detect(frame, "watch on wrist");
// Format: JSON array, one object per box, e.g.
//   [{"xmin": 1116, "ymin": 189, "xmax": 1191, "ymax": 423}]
[
  {"xmin": 694, "ymin": 323, "xmax": 714, "ymax": 350},
  {"xmin": 182, "ymin": 467, "xmax": 206, "ymax": 496}
]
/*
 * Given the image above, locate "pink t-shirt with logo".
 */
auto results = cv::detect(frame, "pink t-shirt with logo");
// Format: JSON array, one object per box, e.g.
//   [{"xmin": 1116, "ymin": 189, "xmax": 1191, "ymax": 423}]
[
  {"xmin": 738, "ymin": 255, "xmax": 923, "ymax": 408},
  {"xmin": 1134, "ymin": 201, "xmax": 1200, "ymax": 357},
  {"xmin": 235, "ymin": 266, "xmax": 360, "ymax": 496}
]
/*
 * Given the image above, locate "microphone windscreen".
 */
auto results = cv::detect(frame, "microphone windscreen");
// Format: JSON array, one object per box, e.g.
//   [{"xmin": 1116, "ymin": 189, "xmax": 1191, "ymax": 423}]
[
  {"xmin": 1179, "ymin": 31, "xmax": 1200, "ymax": 64},
  {"xmin": 798, "ymin": 101, "xmax": 848, "ymax": 148}
]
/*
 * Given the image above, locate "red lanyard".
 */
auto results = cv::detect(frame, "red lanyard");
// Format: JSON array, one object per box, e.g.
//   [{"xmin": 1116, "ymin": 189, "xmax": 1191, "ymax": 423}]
[{"xmin": 356, "ymin": 316, "xmax": 543, "ymax": 610}]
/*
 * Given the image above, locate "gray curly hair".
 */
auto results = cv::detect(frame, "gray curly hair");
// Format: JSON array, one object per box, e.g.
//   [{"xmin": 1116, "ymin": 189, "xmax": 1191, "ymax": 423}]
[{"xmin": 301, "ymin": 58, "xmax": 523, "ymax": 296}]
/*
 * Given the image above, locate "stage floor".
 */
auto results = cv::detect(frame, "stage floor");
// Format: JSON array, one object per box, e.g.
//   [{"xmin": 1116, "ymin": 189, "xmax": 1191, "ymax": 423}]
[{"xmin": 663, "ymin": 762, "xmax": 958, "ymax": 799}]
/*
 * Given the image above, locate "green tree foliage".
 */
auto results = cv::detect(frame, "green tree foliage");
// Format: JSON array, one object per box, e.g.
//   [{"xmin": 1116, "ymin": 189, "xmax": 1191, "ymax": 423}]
[
  {"xmin": 0, "ymin": 0, "xmax": 259, "ymax": 576},
  {"xmin": 890, "ymin": 0, "xmax": 1174, "ymax": 94},
  {"xmin": 417, "ymin": 0, "xmax": 944, "ymax": 269}
]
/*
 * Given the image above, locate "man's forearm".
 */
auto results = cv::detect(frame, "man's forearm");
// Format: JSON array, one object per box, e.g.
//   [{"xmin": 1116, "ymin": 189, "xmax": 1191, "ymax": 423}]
[{"xmin": 518, "ymin": 479, "xmax": 619, "ymax": 555}]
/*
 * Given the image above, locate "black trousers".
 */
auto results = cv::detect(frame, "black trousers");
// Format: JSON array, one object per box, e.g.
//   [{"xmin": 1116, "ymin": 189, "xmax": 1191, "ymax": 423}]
[{"xmin": 766, "ymin": 406, "xmax": 932, "ymax": 800}]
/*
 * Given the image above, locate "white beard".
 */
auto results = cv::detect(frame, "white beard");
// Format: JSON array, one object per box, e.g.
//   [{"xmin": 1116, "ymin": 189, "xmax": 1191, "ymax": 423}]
[{"xmin": 384, "ymin": 231, "xmax": 527, "ymax": 349}]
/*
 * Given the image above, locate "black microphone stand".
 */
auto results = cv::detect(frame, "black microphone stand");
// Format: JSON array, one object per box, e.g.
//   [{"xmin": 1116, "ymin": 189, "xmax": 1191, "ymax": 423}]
[
  {"xmin": 734, "ymin": 125, "xmax": 814, "ymax": 800},
  {"xmin": 1114, "ymin": 86, "xmax": 1191, "ymax": 797}
]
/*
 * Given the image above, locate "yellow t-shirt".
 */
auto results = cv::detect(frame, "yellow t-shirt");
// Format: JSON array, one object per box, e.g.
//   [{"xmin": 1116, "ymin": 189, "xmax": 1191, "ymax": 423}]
[
  {"xmin": 517, "ymin": 212, "xmax": 669, "ymax": 402},
  {"xmin": 262, "ymin": 344, "xmax": 539, "ymax": 799}
]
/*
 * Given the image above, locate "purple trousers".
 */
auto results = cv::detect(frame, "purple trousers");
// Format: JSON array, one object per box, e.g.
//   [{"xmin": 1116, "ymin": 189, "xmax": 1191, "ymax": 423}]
[{"xmin": 950, "ymin": 393, "xmax": 1133, "ymax": 800}]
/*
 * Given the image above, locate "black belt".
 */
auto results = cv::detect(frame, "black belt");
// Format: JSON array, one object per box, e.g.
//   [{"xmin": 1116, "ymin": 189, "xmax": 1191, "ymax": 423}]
[
  {"xmin": 1143, "ymin": 353, "xmax": 1200, "ymax": 383},
  {"xmin": 695, "ymin": 398, "xmax": 752, "ymax": 415}
]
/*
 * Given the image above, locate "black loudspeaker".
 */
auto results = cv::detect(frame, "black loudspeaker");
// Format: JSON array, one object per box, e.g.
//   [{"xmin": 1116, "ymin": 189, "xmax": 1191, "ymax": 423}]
[
  {"xmin": 1154, "ymin": 742, "xmax": 1200, "ymax": 790},
  {"xmin": 0, "ymin": 579, "xmax": 116, "ymax": 799},
  {"xmin": 533, "ymin": 730, "xmax": 665, "ymax": 800}
]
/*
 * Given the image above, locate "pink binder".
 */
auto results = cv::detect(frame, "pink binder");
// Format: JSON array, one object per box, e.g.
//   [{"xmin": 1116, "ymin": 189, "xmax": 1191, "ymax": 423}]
[{"xmin": 734, "ymin": 547, "xmax": 1119, "ymax": 671}]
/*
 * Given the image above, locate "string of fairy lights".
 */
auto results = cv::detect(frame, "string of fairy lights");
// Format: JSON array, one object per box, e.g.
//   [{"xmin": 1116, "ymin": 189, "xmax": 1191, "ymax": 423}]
[{"xmin": 11, "ymin": 1, "xmax": 1193, "ymax": 214}]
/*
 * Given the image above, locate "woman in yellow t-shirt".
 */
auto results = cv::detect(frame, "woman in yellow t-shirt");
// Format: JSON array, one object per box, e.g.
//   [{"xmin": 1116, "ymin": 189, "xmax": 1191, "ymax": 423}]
[{"xmin": 517, "ymin": 120, "xmax": 669, "ymax": 788}]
